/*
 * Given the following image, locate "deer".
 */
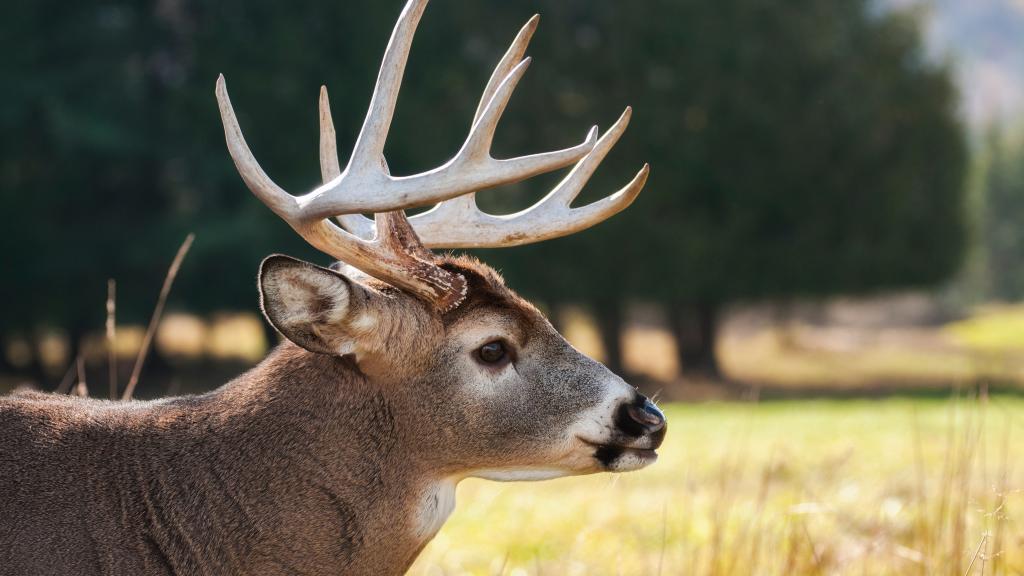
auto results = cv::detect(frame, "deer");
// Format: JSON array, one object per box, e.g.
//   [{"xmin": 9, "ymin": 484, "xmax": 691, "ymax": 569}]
[{"xmin": 0, "ymin": 1, "xmax": 666, "ymax": 574}]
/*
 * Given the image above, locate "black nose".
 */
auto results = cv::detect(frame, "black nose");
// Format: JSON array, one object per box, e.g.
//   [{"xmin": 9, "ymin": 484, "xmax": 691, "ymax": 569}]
[{"xmin": 616, "ymin": 396, "xmax": 667, "ymax": 436}]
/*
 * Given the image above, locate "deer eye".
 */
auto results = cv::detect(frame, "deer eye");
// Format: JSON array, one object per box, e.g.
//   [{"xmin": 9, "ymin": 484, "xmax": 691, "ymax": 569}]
[{"xmin": 476, "ymin": 340, "xmax": 508, "ymax": 365}]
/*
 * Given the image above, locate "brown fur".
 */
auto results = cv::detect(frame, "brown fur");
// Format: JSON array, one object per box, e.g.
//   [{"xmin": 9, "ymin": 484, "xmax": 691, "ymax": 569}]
[{"xmin": 2, "ymin": 346, "xmax": 437, "ymax": 574}]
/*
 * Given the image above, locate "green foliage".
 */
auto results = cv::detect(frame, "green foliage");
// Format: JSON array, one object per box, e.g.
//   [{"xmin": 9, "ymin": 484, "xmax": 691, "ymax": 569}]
[
  {"xmin": 0, "ymin": 0, "xmax": 967, "ymax": 338},
  {"xmin": 982, "ymin": 132, "xmax": 1024, "ymax": 300},
  {"xmin": 481, "ymin": 0, "xmax": 967, "ymax": 309}
]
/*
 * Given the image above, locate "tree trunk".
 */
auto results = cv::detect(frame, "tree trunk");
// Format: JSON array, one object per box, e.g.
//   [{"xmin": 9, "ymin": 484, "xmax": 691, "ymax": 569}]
[
  {"xmin": 0, "ymin": 335, "xmax": 14, "ymax": 375},
  {"xmin": 595, "ymin": 304, "xmax": 625, "ymax": 376},
  {"xmin": 669, "ymin": 302, "xmax": 721, "ymax": 380}
]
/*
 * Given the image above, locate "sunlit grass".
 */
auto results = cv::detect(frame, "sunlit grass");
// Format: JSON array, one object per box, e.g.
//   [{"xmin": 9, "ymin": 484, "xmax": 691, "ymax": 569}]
[
  {"xmin": 947, "ymin": 304, "xmax": 1024, "ymax": 353},
  {"xmin": 720, "ymin": 330, "xmax": 984, "ymax": 388},
  {"xmin": 411, "ymin": 397, "xmax": 1024, "ymax": 575}
]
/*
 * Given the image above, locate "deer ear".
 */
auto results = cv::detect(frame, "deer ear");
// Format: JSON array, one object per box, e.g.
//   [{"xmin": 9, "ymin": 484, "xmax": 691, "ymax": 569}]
[{"xmin": 258, "ymin": 254, "xmax": 370, "ymax": 355}]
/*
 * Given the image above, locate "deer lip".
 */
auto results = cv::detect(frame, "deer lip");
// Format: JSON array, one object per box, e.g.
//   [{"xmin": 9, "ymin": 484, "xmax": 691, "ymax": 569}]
[
  {"xmin": 578, "ymin": 438, "xmax": 659, "ymax": 471},
  {"xmin": 577, "ymin": 437, "xmax": 659, "ymax": 457}
]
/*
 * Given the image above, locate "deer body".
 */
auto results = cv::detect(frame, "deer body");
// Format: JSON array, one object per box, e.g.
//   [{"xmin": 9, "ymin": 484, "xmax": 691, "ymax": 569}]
[
  {"xmin": 1, "ymin": 347, "xmax": 440, "ymax": 575},
  {"xmin": 2, "ymin": 1, "xmax": 666, "ymax": 573}
]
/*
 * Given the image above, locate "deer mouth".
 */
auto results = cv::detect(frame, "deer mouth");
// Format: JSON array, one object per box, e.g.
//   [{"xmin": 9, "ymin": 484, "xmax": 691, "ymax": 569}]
[{"xmin": 578, "ymin": 438, "xmax": 659, "ymax": 471}]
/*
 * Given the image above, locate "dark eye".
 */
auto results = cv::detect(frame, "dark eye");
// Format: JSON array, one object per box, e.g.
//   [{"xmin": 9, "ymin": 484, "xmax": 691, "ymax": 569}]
[{"xmin": 476, "ymin": 340, "xmax": 508, "ymax": 365}]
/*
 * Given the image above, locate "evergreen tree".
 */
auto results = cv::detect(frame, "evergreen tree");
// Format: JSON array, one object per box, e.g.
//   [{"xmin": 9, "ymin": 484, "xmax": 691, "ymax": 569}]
[{"xmin": 982, "ymin": 132, "xmax": 1024, "ymax": 299}]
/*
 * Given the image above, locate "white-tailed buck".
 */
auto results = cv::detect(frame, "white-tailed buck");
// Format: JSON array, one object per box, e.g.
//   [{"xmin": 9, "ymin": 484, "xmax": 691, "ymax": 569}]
[{"xmin": 0, "ymin": 1, "xmax": 665, "ymax": 574}]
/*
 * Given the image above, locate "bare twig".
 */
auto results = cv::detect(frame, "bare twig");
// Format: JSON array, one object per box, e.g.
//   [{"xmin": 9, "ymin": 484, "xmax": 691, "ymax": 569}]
[
  {"xmin": 73, "ymin": 356, "xmax": 88, "ymax": 397},
  {"xmin": 657, "ymin": 502, "xmax": 667, "ymax": 576},
  {"xmin": 964, "ymin": 533, "xmax": 988, "ymax": 576},
  {"xmin": 106, "ymin": 279, "xmax": 117, "ymax": 400},
  {"xmin": 801, "ymin": 516, "xmax": 824, "ymax": 576},
  {"xmin": 122, "ymin": 233, "xmax": 194, "ymax": 401},
  {"xmin": 492, "ymin": 553, "xmax": 508, "ymax": 576},
  {"xmin": 54, "ymin": 356, "xmax": 79, "ymax": 395}
]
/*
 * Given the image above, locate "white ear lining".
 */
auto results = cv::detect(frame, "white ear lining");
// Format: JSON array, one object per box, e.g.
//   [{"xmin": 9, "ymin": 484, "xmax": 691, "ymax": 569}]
[{"xmin": 259, "ymin": 255, "xmax": 360, "ymax": 355}]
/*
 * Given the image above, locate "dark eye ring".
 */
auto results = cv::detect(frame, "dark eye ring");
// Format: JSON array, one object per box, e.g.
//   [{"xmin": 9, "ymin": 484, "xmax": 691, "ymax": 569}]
[{"xmin": 476, "ymin": 340, "xmax": 508, "ymax": 365}]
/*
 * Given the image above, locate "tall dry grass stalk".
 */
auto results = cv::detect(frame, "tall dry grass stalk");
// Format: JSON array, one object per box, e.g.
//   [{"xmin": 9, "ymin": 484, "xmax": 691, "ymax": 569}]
[
  {"xmin": 708, "ymin": 396, "xmax": 1009, "ymax": 575},
  {"xmin": 72, "ymin": 356, "xmax": 88, "ymax": 397},
  {"xmin": 53, "ymin": 357, "xmax": 78, "ymax": 395},
  {"xmin": 106, "ymin": 278, "xmax": 117, "ymax": 400},
  {"xmin": 122, "ymin": 233, "xmax": 194, "ymax": 401}
]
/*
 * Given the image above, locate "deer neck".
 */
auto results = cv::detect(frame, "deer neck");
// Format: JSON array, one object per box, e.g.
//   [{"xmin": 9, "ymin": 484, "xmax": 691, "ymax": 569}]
[{"xmin": 166, "ymin": 343, "xmax": 452, "ymax": 574}]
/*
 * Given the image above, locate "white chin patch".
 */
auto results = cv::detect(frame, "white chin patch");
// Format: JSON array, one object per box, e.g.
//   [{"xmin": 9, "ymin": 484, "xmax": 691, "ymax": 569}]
[{"xmin": 602, "ymin": 449, "xmax": 659, "ymax": 472}]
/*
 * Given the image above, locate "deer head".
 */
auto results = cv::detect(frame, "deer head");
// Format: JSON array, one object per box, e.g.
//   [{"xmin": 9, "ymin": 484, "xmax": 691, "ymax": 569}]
[{"xmin": 216, "ymin": 0, "xmax": 665, "ymax": 518}]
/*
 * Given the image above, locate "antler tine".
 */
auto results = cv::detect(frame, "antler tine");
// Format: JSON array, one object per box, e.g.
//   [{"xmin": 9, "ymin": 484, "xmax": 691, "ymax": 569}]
[
  {"xmin": 215, "ymin": 75, "xmax": 301, "ymax": 222},
  {"xmin": 319, "ymin": 86, "xmax": 375, "ymax": 239},
  {"xmin": 319, "ymin": 85, "xmax": 343, "ymax": 183},
  {"xmin": 462, "ymin": 57, "xmax": 535, "ymax": 162},
  {"xmin": 531, "ymin": 108, "xmax": 641, "ymax": 212},
  {"xmin": 409, "ymin": 107, "xmax": 648, "ymax": 248},
  {"xmin": 473, "ymin": 14, "xmax": 540, "ymax": 127},
  {"xmin": 347, "ymin": 0, "xmax": 428, "ymax": 174}
]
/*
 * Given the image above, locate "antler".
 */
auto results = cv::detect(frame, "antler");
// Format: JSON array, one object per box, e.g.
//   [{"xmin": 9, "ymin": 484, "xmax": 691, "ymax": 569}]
[
  {"xmin": 217, "ymin": 0, "xmax": 647, "ymax": 310},
  {"xmin": 319, "ymin": 14, "xmax": 649, "ymax": 247}
]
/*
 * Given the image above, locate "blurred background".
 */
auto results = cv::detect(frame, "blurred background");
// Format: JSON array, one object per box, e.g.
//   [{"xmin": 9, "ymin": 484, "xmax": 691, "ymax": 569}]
[{"xmin": 2, "ymin": 0, "xmax": 1024, "ymax": 573}]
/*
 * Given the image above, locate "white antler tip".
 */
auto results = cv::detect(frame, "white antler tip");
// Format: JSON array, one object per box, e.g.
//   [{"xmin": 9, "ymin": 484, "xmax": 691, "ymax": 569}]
[
  {"xmin": 605, "ymin": 164, "xmax": 649, "ymax": 211},
  {"xmin": 319, "ymin": 86, "xmax": 332, "ymax": 116},
  {"xmin": 214, "ymin": 76, "xmax": 236, "ymax": 123},
  {"xmin": 596, "ymin": 108, "xmax": 632, "ymax": 145},
  {"xmin": 628, "ymin": 164, "xmax": 650, "ymax": 195},
  {"xmin": 403, "ymin": 0, "xmax": 429, "ymax": 17}
]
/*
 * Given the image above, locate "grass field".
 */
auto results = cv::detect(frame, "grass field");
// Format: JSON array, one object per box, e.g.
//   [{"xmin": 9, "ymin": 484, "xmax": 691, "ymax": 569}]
[{"xmin": 410, "ymin": 396, "xmax": 1024, "ymax": 575}]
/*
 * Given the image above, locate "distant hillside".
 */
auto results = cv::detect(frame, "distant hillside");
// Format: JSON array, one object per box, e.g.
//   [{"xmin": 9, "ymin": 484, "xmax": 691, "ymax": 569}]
[{"xmin": 884, "ymin": 0, "xmax": 1024, "ymax": 126}]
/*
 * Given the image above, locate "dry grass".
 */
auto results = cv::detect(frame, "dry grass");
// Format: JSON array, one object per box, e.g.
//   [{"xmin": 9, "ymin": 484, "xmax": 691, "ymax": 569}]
[
  {"xmin": 122, "ymin": 233, "xmax": 194, "ymax": 400},
  {"xmin": 410, "ymin": 395, "xmax": 1024, "ymax": 575}
]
